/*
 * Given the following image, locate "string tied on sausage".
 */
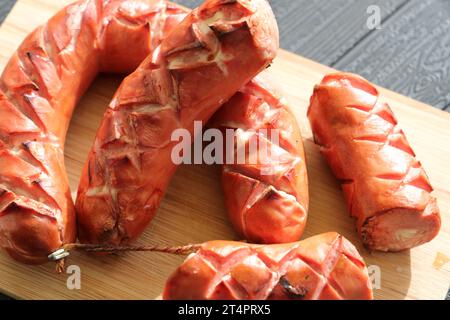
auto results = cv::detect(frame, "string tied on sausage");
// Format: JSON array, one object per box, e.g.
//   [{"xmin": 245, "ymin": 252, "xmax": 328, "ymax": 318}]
[{"xmin": 48, "ymin": 243, "xmax": 202, "ymax": 274}]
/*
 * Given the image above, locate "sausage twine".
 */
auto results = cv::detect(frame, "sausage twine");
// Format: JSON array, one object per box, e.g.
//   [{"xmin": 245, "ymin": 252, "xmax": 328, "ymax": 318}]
[{"xmin": 49, "ymin": 243, "xmax": 202, "ymax": 274}]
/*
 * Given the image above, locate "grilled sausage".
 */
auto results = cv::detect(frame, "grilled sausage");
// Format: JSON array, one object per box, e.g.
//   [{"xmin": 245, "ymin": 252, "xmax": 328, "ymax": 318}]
[
  {"xmin": 210, "ymin": 70, "xmax": 308, "ymax": 243},
  {"xmin": 307, "ymin": 73, "xmax": 441, "ymax": 251},
  {"xmin": 75, "ymin": 0, "xmax": 279, "ymax": 245},
  {"xmin": 163, "ymin": 232, "xmax": 373, "ymax": 300}
]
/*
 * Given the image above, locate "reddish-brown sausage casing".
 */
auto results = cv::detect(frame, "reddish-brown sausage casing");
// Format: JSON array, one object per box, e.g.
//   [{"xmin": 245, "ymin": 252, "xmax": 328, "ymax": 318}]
[
  {"xmin": 308, "ymin": 73, "xmax": 441, "ymax": 251},
  {"xmin": 163, "ymin": 232, "xmax": 373, "ymax": 300},
  {"xmin": 210, "ymin": 70, "xmax": 309, "ymax": 244}
]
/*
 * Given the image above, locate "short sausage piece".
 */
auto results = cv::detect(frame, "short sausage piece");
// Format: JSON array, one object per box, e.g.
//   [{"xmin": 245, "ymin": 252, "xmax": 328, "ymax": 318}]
[
  {"xmin": 163, "ymin": 232, "xmax": 373, "ymax": 300},
  {"xmin": 210, "ymin": 71, "xmax": 308, "ymax": 244},
  {"xmin": 308, "ymin": 73, "xmax": 441, "ymax": 252}
]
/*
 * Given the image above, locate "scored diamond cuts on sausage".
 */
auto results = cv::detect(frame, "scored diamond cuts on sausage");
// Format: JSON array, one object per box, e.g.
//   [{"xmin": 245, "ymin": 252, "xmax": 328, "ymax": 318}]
[
  {"xmin": 210, "ymin": 70, "xmax": 309, "ymax": 244},
  {"xmin": 308, "ymin": 73, "xmax": 441, "ymax": 252}
]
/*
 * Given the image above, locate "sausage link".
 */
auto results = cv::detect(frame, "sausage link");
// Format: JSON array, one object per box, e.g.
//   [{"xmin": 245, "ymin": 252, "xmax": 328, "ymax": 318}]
[
  {"xmin": 0, "ymin": 0, "xmax": 188, "ymax": 264},
  {"xmin": 307, "ymin": 73, "xmax": 441, "ymax": 251},
  {"xmin": 210, "ymin": 70, "xmax": 308, "ymax": 243},
  {"xmin": 75, "ymin": 0, "xmax": 279, "ymax": 245},
  {"xmin": 163, "ymin": 232, "xmax": 373, "ymax": 300}
]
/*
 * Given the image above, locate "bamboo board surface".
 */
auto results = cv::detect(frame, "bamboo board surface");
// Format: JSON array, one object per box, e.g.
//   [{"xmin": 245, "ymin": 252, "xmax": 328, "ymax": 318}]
[{"xmin": 0, "ymin": 0, "xmax": 449, "ymax": 300}]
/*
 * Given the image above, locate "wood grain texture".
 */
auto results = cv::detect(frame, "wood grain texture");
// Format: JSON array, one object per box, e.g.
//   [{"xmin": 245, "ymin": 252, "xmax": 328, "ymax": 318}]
[
  {"xmin": 270, "ymin": 0, "xmax": 408, "ymax": 66},
  {"xmin": 0, "ymin": 0, "xmax": 449, "ymax": 300},
  {"xmin": 335, "ymin": 0, "xmax": 450, "ymax": 110}
]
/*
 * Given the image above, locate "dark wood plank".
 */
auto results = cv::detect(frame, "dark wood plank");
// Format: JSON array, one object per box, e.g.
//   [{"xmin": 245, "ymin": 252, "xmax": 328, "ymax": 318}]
[
  {"xmin": 0, "ymin": 0, "xmax": 16, "ymax": 25},
  {"xmin": 174, "ymin": 0, "xmax": 202, "ymax": 8},
  {"xmin": 335, "ymin": 0, "xmax": 450, "ymax": 110},
  {"xmin": 176, "ymin": 0, "xmax": 407, "ymax": 66},
  {"xmin": 270, "ymin": 0, "xmax": 407, "ymax": 66}
]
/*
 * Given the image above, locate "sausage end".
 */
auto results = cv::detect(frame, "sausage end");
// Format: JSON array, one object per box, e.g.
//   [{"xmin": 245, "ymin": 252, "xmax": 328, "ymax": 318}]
[{"xmin": 361, "ymin": 198, "xmax": 441, "ymax": 252}]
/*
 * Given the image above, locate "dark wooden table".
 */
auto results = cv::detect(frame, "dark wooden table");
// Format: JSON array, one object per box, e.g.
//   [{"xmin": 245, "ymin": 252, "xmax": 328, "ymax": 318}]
[{"xmin": 0, "ymin": 0, "xmax": 449, "ymax": 300}]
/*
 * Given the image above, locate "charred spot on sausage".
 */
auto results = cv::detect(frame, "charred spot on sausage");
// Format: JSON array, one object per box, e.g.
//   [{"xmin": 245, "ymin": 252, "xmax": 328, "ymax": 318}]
[{"xmin": 279, "ymin": 276, "xmax": 307, "ymax": 299}]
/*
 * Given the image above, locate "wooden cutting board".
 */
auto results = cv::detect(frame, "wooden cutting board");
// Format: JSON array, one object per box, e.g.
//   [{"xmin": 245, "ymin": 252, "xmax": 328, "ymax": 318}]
[{"xmin": 0, "ymin": 0, "xmax": 449, "ymax": 300}]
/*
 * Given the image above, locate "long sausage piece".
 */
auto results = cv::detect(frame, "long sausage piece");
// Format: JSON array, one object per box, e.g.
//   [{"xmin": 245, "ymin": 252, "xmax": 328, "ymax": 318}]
[
  {"xmin": 0, "ymin": 0, "xmax": 188, "ymax": 264},
  {"xmin": 308, "ymin": 73, "xmax": 441, "ymax": 251},
  {"xmin": 210, "ymin": 70, "xmax": 308, "ymax": 243},
  {"xmin": 163, "ymin": 232, "xmax": 373, "ymax": 300},
  {"xmin": 75, "ymin": 0, "xmax": 279, "ymax": 245}
]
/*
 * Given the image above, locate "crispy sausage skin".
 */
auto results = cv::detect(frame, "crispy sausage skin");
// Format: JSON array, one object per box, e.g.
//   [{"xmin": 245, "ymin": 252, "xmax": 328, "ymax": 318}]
[
  {"xmin": 210, "ymin": 71, "xmax": 308, "ymax": 243},
  {"xmin": 0, "ymin": 0, "xmax": 189, "ymax": 264},
  {"xmin": 75, "ymin": 0, "xmax": 279, "ymax": 245},
  {"xmin": 308, "ymin": 73, "xmax": 441, "ymax": 252},
  {"xmin": 163, "ymin": 232, "xmax": 373, "ymax": 300}
]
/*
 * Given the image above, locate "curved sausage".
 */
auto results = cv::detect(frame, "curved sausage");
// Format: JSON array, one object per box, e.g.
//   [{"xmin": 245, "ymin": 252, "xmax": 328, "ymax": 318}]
[
  {"xmin": 75, "ymin": 0, "xmax": 279, "ymax": 245},
  {"xmin": 163, "ymin": 232, "xmax": 373, "ymax": 300},
  {"xmin": 307, "ymin": 73, "xmax": 441, "ymax": 252},
  {"xmin": 210, "ymin": 71, "xmax": 308, "ymax": 243},
  {"xmin": 0, "ymin": 0, "xmax": 189, "ymax": 264}
]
